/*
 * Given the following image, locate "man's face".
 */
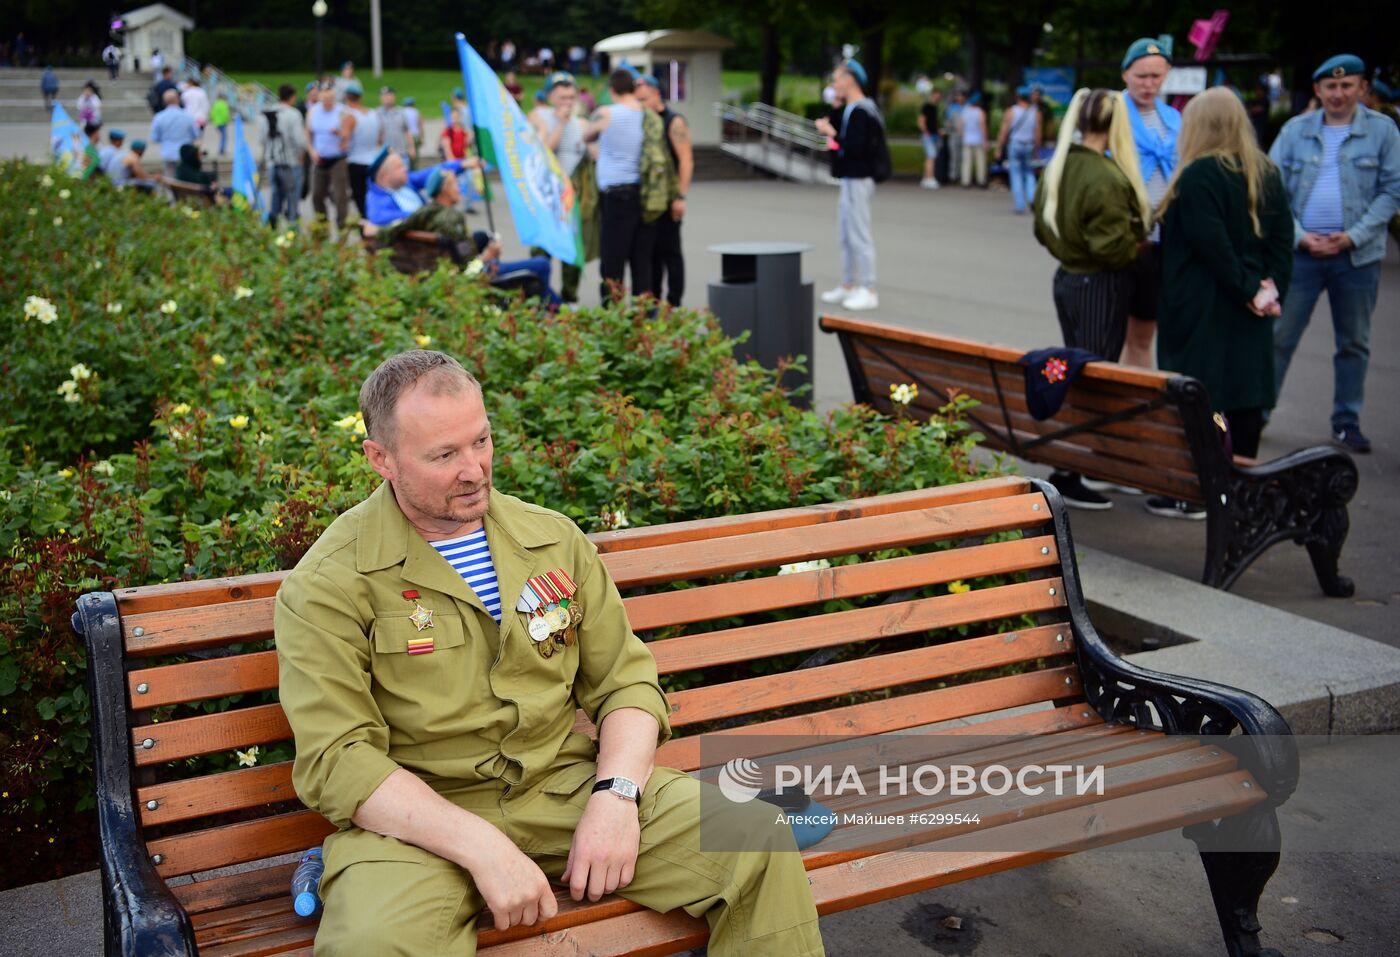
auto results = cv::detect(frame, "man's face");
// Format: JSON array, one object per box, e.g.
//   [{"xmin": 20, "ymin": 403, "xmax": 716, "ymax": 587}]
[
  {"xmin": 549, "ymin": 85, "xmax": 577, "ymax": 113},
  {"xmin": 342, "ymin": 64, "xmax": 353, "ymax": 78},
  {"xmin": 436, "ymin": 171, "xmax": 461, "ymax": 206},
  {"xmin": 377, "ymin": 151, "xmax": 407, "ymax": 189},
  {"xmin": 1122, "ymin": 55, "xmax": 1170, "ymax": 107},
  {"xmin": 637, "ymin": 83, "xmax": 661, "ymax": 110},
  {"xmin": 832, "ymin": 68, "xmax": 855, "ymax": 99},
  {"xmin": 1314, "ymin": 76, "xmax": 1364, "ymax": 119},
  {"xmin": 380, "ymin": 90, "xmax": 395, "ymax": 108},
  {"xmin": 365, "ymin": 382, "xmax": 494, "ymax": 534}
]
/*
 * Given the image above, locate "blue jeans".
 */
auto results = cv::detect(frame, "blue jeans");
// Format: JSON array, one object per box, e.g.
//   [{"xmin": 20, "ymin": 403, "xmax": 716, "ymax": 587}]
[
  {"xmin": 216, "ymin": 124, "xmax": 227, "ymax": 154},
  {"xmin": 1007, "ymin": 142, "xmax": 1036, "ymax": 213},
  {"xmin": 269, "ymin": 164, "xmax": 303, "ymax": 228},
  {"xmin": 1273, "ymin": 251, "xmax": 1380, "ymax": 429}
]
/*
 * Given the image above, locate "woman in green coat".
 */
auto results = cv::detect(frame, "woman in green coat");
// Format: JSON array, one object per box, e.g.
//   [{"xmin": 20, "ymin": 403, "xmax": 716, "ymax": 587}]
[{"xmin": 1150, "ymin": 87, "xmax": 1294, "ymax": 518}]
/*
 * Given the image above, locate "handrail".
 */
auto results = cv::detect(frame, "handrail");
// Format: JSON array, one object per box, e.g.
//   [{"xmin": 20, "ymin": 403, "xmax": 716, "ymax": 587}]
[
  {"xmin": 716, "ymin": 100, "xmax": 834, "ymax": 183},
  {"xmin": 178, "ymin": 55, "xmax": 277, "ymax": 123}
]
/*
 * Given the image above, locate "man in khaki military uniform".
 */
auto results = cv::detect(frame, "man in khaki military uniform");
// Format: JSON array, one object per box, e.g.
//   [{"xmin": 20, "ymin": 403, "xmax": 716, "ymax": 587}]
[{"xmin": 275, "ymin": 351, "xmax": 825, "ymax": 956}]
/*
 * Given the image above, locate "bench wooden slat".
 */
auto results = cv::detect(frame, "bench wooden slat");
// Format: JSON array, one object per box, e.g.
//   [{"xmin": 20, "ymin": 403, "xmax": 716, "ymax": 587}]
[
  {"xmin": 856, "ymin": 341, "xmax": 1187, "ymax": 427},
  {"xmin": 648, "ymin": 577, "xmax": 1066, "ymax": 674},
  {"xmin": 820, "ymin": 315, "xmax": 1175, "ymax": 390},
  {"xmin": 626, "ymin": 534, "xmax": 1059, "ymax": 632},
  {"xmin": 139, "ymin": 761, "xmax": 296, "ymax": 827},
  {"xmin": 657, "ymin": 664, "xmax": 1081, "ymax": 770},
  {"xmin": 151, "ymin": 810, "xmax": 336, "ymax": 880},
  {"xmin": 591, "ymin": 477, "xmax": 1034, "ymax": 553},
  {"xmin": 133, "ymin": 702, "xmax": 291, "ymax": 766},
  {"xmin": 173, "ymin": 861, "xmax": 300, "ymax": 914},
  {"xmin": 115, "ymin": 571, "xmax": 288, "ymax": 616},
  {"xmin": 130, "ymin": 651, "xmax": 280, "ymax": 709},
  {"xmin": 604, "ymin": 493, "xmax": 1052, "ymax": 587},
  {"xmin": 124, "ymin": 597, "xmax": 276, "ymax": 657},
  {"xmin": 667, "ymin": 623, "xmax": 1073, "ymax": 727}
]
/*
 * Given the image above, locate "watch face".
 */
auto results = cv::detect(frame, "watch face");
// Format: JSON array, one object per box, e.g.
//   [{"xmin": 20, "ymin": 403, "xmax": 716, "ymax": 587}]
[{"xmin": 611, "ymin": 778, "xmax": 640, "ymax": 800}]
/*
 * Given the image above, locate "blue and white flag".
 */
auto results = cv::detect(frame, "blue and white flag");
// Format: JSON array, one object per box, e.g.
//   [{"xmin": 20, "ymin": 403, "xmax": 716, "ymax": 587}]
[
  {"xmin": 50, "ymin": 103, "xmax": 85, "ymax": 175},
  {"xmin": 456, "ymin": 33, "xmax": 578, "ymax": 264},
  {"xmin": 231, "ymin": 114, "xmax": 264, "ymax": 213}
]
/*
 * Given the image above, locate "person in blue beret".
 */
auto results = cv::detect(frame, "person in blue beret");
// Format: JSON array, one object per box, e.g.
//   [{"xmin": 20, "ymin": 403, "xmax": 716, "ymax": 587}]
[
  {"xmin": 1267, "ymin": 54, "xmax": 1400, "ymax": 454},
  {"xmin": 1117, "ymin": 35, "xmax": 1179, "ymax": 369},
  {"xmin": 366, "ymin": 166, "xmax": 561, "ymax": 304},
  {"xmin": 814, "ymin": 59, "xmax": 888, "ymax": 311},
  {"xmin": 363, "ymin": 145, "xmax": 478, "ymax": 226}
]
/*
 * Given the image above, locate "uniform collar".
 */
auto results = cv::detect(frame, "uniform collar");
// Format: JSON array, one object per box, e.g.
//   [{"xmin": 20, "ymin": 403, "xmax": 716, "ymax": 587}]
[{"xmin": 356, "ymin": 481, "xmax": 562, "ymax": 615}]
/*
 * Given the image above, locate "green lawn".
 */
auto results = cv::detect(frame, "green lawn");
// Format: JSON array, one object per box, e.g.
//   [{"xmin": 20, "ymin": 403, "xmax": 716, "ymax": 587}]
[{"xmin": 238, "ymin": 68, "xmax": 826, "ymax": 113}]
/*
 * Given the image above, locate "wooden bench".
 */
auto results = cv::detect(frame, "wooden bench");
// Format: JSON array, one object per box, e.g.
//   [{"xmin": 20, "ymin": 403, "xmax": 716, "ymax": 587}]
[
  {"xmin": 360, "ymin": 227, "xmax": 547, "ymax": 299},
  {"xmin": 821, "ymin": 314, "xmax": 1358, "ymax": 597},
  {"xmin": 162, "ymin": 177, "xmax": 218, "ymax": 208},
  {"xmin": 76, "ymin": 476, "xmax": 1298, "ymax": 956}
]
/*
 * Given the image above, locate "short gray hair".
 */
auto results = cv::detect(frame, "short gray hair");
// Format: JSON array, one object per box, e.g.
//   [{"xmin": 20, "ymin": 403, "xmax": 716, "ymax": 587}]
[{"xmin": 359, "ymin": 350, "xmax": 481, "ymax": 448}]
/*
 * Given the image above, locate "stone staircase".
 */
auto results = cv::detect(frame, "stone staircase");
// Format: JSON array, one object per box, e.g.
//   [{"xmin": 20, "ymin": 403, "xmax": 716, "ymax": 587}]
[{"xmin": 0, "ymin": 67, "xmax": 158, "ymax": 125}]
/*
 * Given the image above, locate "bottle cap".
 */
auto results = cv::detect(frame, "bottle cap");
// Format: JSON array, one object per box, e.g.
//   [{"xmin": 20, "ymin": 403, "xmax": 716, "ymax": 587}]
[{"xmin": 294, "ymin": 891, "xmax": 319, "ymax": 917}]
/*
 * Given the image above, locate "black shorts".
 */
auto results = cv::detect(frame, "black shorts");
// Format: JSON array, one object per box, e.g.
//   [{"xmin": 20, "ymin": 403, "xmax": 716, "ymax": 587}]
[{"xmin": 1125, "ymin": 242, "xmax": 1161, "ymax": 322}]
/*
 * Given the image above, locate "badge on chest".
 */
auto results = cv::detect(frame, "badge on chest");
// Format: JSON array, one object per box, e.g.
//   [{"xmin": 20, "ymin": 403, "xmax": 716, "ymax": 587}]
[{"xmin": 516, "ymin": 570, "xmax": 582, "ymax": 658}]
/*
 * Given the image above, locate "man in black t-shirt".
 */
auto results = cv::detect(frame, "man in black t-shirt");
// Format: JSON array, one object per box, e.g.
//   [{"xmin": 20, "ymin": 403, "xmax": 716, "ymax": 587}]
[
  {"xmin": 918, "ymin": 89, "xmax": 942, "ymax": 188},
  {"xmin": 814, "ymin": 60, "xmax": 887, "ymax": 311}
]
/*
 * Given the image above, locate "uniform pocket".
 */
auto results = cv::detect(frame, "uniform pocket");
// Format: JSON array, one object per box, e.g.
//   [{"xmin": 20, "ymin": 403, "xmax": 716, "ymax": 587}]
[{"xmin": 372, "ymin": 614, "xmax": 467, "ymax": 653}]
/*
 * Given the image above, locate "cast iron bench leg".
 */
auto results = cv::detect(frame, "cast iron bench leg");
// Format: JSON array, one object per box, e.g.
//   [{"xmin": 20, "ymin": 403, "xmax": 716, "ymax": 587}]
[
  {"xmin": 1202, "ymin": 452, "xmax": 1357, "ymax": 597},
  {"xmin": 1187, "ymin": 805, "xmax": 1285, "ymax": 957}
]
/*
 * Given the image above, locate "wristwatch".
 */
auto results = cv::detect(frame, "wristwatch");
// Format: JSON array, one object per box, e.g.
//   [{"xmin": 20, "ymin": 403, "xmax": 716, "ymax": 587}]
[{"xmin": 591, "ymin": 776, "xmax": 641, "ymax": 802}]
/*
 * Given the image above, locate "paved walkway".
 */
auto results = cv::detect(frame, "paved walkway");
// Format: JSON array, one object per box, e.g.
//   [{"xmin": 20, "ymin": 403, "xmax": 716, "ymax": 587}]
[{"xmin": 653, "ymin": 179, "xmax": 1397, "ymax": 648}]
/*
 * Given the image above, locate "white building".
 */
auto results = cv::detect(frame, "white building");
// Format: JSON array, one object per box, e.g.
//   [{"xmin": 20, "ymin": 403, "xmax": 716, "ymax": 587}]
[
  {"xmin": 118, "ymin": 4, "xmax": 195, "ymax": 74},
  {"xmin": 592, "ymin": 30, "xmax": 733, "ymax": 147}
]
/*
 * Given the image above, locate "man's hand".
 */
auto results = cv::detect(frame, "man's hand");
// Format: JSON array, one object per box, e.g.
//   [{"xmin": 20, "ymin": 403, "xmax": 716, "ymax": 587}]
[
  {"xmin": 562, "ymin": 791, "xmax": 641, "ymax": 902},
  {"xmin": 463, "ymin": 155, "xmax": 483, "ymax": 170},
  {"xmin": 814, "ymin": 116, "xmax": 835, "ymax": 138},
  {"xmin": 670, "ymin": 197, "xmax": 685, "ymax": 222},
  {"xmin": 1301, "ymin": 232, "xmax": 1344, "ymax": 257},
  {"xmin": 361, "ymin": 222, "xmax": 379, "ymax": 238},
  {"xmin": 472, "ymin": 828, "xmax": 559, "ymax": 930}
]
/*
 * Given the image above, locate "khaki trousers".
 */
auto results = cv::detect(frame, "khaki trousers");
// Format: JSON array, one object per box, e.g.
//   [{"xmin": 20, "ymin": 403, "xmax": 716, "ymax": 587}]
[{"xmin": 315, "ymin": 763, "xmax": 825, "ymax": 956}]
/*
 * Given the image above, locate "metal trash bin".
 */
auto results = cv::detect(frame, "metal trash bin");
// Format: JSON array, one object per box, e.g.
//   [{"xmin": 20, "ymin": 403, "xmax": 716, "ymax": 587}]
[{"xmin": 706, "ymin": 241, "xmax": 815, "ymax": 406}]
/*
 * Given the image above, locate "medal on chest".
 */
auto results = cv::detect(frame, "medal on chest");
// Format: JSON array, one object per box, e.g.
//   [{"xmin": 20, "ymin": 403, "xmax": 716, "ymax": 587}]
[{"xmin": 517, "ymin": 570, "xmax": 581, "ymax": 658}]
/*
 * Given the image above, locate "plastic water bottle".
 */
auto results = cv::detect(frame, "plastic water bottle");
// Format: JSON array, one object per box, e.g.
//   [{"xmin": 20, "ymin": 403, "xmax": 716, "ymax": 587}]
[{"xmin": 290, "ymin": 847, "xmax": 324, "ymax": 917}]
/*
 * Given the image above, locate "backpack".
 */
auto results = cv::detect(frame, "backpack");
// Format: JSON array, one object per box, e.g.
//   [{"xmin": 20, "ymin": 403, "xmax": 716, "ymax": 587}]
[
  {"xmin": 639, "ymin": 109, "xmax": 675, "ymax": 224},
  {"xmin": 858, "ymin": 101, "xmax": 893, "ymax": 184},
  {"xmin": 263, "ymin": 108, "xmax": 280, "ymax": 141},
  {"xmin": 146, "ymin": 84, "xmax": 162, "ymax": 113}
]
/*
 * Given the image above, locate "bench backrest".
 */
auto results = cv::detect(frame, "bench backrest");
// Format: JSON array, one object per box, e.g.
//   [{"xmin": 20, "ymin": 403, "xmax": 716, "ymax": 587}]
[
  {"xmin": 363, "ymin": 229, "xmax": 453, "ymax": 275},
  {"xmin": 85, "ymin": 475, "xmax": 1088, "ymax": 915},
  {"xmin": 161, "ymin": 178, "xmax": 216, "ymax": 207},
  {"xmin": 821, "ymin": 315, "xmax": 1229, "ymax": 506}
]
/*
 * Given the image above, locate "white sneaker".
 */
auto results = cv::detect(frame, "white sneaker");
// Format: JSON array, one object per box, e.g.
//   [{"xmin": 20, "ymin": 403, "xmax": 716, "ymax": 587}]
[
  {"xmin": 842, "ymin": 287, "xmax": 879, "ymax": 310},
  {"xmin": 820, "ymin": 285, "xmax": 852, "ymax": 304},
  {"xmin": 920, "ymin": 178, "xmax": 940, "ymax": 189}
]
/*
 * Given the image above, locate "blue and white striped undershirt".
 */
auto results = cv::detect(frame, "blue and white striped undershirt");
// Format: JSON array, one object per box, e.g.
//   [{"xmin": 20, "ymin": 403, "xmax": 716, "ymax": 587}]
[
  {"xmin": 1300, "ymin": 124, "xmax": 1351, "ymax": 234},
  {"xmin": 429, "ymin": 528, "xmax": 502, "ymax": 622}
]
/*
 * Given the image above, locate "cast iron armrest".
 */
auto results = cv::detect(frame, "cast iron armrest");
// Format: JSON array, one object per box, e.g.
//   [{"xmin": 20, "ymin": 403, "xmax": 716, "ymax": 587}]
[
  {"xmin": 74, "ymin": 592, "xmax": 198, "ymax": 957},
  {"xmin": 1034, "ymin": 480, "xmax": 1301, "ymax": 807}
]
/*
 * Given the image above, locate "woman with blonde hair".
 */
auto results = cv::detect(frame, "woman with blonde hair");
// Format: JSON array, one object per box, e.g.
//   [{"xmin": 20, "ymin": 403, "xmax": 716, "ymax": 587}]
[
  {"xmin": 1032, "ymin": 87, "xmax": 1151, "ymax": 509},
  {"xmin": 1146, "ymin": 87, "xmax": 1294, "ymax": 520}
]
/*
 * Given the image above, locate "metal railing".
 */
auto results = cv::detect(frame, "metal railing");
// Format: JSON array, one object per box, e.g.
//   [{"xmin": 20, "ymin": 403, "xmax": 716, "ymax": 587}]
[
  {"xmin": 178, "ymin": 56, "xmax": 277, "ymax": 123},
  {"xmin": 716, "ymin": 101, "xmax": 833, "ymax": 183}
]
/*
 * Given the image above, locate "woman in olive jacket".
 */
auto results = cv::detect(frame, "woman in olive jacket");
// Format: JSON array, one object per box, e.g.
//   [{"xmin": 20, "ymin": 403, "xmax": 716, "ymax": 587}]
[
  {"xmin": 1156, "ymin": 87, "xmax": 1294, "ymax": 463},
  {"xmin": 1033, "ymin": 88, "xmax": 1151, "ymax": 510}
]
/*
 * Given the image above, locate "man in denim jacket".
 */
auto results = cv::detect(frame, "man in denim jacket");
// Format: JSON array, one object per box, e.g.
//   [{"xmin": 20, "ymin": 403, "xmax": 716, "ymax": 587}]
[{"xmin": 1269, "ymin": 54, "xmax": 1400, "ymax": 453}]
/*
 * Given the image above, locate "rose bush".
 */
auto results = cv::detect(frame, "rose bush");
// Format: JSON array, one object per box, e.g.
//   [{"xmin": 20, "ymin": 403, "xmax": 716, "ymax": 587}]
[{"xmin": 0, "ymin": 159, "xmax": 994, "ymax": 883}]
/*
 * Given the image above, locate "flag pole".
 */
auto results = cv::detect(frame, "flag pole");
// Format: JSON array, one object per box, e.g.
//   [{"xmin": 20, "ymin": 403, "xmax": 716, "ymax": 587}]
[{"xmin": 456, "ymin": 33, "xmax": 496, "ymax": 237}]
